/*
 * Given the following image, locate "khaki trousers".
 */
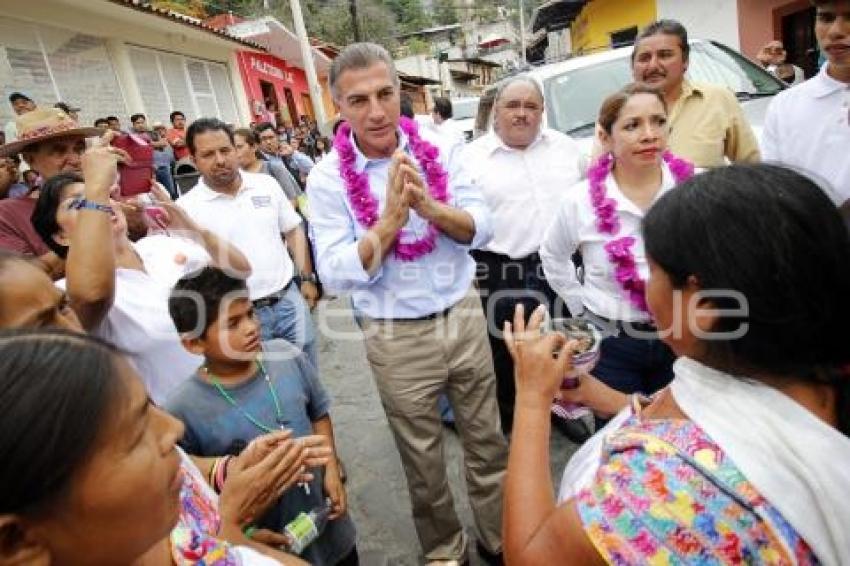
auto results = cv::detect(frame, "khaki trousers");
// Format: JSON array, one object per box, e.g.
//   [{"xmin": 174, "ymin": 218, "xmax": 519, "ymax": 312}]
[{"xmin": 360, "ymin": 288, "xmax": 508, "ymax": 561}]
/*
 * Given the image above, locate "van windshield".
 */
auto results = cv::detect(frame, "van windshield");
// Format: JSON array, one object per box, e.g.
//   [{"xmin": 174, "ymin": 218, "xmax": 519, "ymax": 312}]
[
  {"xmin": 452, "ymin": 98, "xmax": 479, "ymax": 120},
  {"xmin": 543, "ymin": 41, "xmax": 785, "ymax": 137}
]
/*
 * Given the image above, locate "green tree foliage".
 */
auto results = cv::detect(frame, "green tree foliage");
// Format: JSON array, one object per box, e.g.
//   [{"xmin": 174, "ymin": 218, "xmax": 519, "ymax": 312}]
[
  {"xmin": 160, "ymin": 0, "xmax": 548, "ymax": 52},
  {"xmin": 405, "ymin": 36, "xmax": 432, "ymax": 55},
  {"xmin": 432, "ymin": 0, "xmax": 457, "ymax": 26},
  {"xmin": 385, "ymin": 0, "xmax": 432, "ymax": 33}
]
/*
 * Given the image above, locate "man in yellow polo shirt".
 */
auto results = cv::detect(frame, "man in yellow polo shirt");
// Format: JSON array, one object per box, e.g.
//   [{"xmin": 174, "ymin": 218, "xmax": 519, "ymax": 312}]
[{"xmin": 631, "ymin": 20, "xmax": 760, "ymax": 168}]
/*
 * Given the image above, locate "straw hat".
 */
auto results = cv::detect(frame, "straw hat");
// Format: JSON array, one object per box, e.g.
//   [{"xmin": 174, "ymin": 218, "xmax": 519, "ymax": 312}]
[{"xmin": 0, "ymin": 107, "xmax": 102, "ymax": 157}]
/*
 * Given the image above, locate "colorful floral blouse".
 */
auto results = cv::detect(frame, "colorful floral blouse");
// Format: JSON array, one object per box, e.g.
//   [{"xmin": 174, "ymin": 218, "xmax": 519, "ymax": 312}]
[
  {"xmin": 576, "ymin": 412, "xmax": 818, "ymax": 564},
  {"xmin": 171, "ymin": 455, "xmax": 239, "ymax": 566}
]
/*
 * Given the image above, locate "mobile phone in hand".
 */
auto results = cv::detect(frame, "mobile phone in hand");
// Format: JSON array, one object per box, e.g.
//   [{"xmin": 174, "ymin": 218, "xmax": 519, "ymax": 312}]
[
  {"xmin": 137, "ymin": 193, "xmax": 168, "ymax": 231},
  {"xmin": 112, "ymin": 133, "xmax": 154, "ymax": 197}
]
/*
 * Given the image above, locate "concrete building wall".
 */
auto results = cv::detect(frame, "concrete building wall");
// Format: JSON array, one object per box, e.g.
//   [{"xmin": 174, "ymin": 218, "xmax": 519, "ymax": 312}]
[
  {"xmin": 395, "ymin": 54, "xmax": 442, "ymax": 83},
  {"xmin": 657, "ymin": 0, "xmax": 740, "ymax": 50},
  {"xmin": 570, "ymin": 0, "xmax": 656, "ymax": 53},
  {"xmin": 736, "ymin": 0, "xmax": 811, "ymax": 60},
  {"xmin": 0, "ymin": 0, "xmax": 254, "ymax": 125}
]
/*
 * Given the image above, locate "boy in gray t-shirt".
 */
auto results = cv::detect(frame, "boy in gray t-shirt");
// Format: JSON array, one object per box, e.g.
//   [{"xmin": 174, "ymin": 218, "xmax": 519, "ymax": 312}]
[{"xmin": 166, "ymin": 266, "xmax": 357, "ymax": 566}]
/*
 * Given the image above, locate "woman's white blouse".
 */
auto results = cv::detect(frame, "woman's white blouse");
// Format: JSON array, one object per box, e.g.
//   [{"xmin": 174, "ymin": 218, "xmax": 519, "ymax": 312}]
[{"xmin": 540, "ymin": 164, "xmax": 678, "ymax": 323}]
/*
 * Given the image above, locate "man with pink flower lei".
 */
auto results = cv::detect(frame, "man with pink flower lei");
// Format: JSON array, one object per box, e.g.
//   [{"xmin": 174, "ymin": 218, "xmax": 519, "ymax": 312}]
[
  {"xmin": 540, "ymin": 84, "xmax": 696, "ymax": 426},
  {"xmin": 307, "ymin": 43, "xmax": 507, "ymax": 566}
]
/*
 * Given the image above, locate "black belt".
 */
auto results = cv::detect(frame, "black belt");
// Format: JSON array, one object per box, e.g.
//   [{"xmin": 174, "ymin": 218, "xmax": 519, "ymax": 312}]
[
  {"xmin": 584, "ymin": 310, "xmax": 658, "ymax": 335},
  {"xmin": 252, "ymin": 280, "xmax": 295, "ymax": 310},
  {"xmin": 471, "ymin": 249, "xmax": 541, "ymax": 266},
  {"xmin": 371, "ymin": 303, "xmax": 455, "ymax": 323}
]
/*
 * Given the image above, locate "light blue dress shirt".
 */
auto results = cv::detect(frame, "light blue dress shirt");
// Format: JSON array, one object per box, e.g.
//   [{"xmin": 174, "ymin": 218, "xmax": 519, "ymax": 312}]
[
  {"xmin": 291, "ymin": 150, "xmax": 315, "ymax": 175},
  {"xmin": 307, "ymin": 125, "xmax": 492, "ymax": 319}
]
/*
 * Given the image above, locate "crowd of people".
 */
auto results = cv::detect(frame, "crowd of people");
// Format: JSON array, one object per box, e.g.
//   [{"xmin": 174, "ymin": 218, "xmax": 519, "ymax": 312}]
[
  {"xmin": 2, "ymin": 97, "xmax": 331, "ymax": 204},
  {"xmin": 1, "ymin": 1, "xmax": 849, "ymax": 564}
]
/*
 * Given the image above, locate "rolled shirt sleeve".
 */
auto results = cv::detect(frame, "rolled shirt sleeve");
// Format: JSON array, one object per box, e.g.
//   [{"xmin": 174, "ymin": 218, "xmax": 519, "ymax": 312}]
[
  {"xmin": 277, "ymin": 190, "xmax": 303, "ymax": 233},
  {"xmin": 444, "ymin": 140, "xmax": 493, "ymax": 250}
]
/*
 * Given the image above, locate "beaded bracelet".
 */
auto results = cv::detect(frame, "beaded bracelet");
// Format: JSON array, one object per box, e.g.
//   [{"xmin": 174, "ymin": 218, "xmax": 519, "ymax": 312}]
[
  {"xmin": 214, "ymin": 455, "xmax": 232, "ymax": 494},
  {"xmin": 71, "ymin": 199, "xmax": 114, "ymax": 214},
  {"xmin": 208, "ymin": 457, "xmax": 221, "ymax": 489}
]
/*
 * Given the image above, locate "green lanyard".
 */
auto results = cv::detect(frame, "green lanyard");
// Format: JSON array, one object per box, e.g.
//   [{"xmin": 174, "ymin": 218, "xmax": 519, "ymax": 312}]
[{"xmin": 206, "ymin": 360, "xmax": 287, "ymax": 433}]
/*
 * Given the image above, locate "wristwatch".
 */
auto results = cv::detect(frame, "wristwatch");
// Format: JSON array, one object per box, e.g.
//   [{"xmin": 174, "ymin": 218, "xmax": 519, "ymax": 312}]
[
  {"xmin": 298, "ymin": 272, "xmax": 318, "ymax": 285},
  {"xmin": 71, "ymin": 199, "xmax": 114, "ymax": 214}
]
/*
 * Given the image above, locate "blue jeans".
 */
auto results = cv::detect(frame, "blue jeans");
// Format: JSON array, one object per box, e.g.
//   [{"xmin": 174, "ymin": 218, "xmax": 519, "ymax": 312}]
[
  {"xmin": 437, "ymin": 393, "xmax": 455, "ymax": 424},
  {"xmin": 156, "ymin": 166, "xmax": 177, "ymax": 199},
  {"xmin": 255, "ymin": 282, "xmax": 317, "ymax": 369}
]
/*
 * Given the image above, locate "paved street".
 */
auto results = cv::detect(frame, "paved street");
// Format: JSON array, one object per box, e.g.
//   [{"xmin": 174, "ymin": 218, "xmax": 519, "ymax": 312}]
[{"xmin": 314, "ymin": 297, "xmax": 580, "ymax": 566}]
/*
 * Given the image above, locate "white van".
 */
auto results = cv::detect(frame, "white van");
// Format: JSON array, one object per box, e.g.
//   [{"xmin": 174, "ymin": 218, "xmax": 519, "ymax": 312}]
[
  {"xmin": 474, "ymin": 40, "xmax": 786, "ymax": 154},
  {"xmin": 450, "ymin": 96, "xmax": 480, "ymax": 142}
]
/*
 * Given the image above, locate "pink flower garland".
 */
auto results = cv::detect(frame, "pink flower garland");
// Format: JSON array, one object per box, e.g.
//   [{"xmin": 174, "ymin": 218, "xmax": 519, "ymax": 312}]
[
  {"xmin": 588, "ymin": 150, "xmax": 694, "ymax": 312},
  {"xmin": 334, "ymin": 116, "xmax": 449, "ymax": 261}
]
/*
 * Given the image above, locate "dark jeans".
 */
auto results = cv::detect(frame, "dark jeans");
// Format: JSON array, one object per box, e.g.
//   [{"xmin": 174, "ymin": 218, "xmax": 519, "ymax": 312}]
[
  {"xmin": 337, "ymin": 546, "xmax": 359, "ymax": 566},
  {"xmin": 471, "ymin": 249, "xmax": 567, "ymax": 433},
  {"xmin": 593, "ymin": 333, "xmax": 676, "ymax": 395},
  {"xmin": 592, "ymin": 331, "xmax": 676, "ymax": 429}
]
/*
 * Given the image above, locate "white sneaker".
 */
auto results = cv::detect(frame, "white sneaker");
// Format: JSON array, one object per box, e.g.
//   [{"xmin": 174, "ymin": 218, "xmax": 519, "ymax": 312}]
[{"xmin": 426, "ymin": 561, "xmax": 462, "ymax": 566}]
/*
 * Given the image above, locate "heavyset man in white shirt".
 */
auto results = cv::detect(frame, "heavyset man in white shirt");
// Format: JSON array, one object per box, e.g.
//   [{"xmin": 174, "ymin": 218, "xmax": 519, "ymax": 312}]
[
  {"xmin": 762, "ymin": 0, "xmax": 850, "ymax": 206},
  {"xmin": 463, "ymin": 76, "xmax": 585, "ymax": 434},
  {"xmin": 177, "ymin": 118, "xmax": 320, "ymax": 367}
]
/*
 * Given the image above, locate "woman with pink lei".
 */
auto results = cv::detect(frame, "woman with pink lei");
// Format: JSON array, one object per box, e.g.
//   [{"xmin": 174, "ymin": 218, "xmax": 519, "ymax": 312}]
[{"xmin": 540, "ymin": 84, "xmax": 694, "ymax": 420}]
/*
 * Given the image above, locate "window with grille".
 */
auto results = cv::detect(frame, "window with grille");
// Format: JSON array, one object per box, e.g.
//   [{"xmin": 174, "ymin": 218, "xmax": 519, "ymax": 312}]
[
  {"xmin": 0, "ymin": 17, "xmax": 126, "ymax": 129},
  {"xmin": 129, "ymin": 46, "xmax": 239, "ymax": 125}
]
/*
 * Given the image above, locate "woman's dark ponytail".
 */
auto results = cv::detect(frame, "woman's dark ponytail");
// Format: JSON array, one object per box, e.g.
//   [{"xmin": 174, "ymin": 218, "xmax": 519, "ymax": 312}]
[{"xmin": 644, "ymin": 164, "xmax": 850, "ymax": 436}]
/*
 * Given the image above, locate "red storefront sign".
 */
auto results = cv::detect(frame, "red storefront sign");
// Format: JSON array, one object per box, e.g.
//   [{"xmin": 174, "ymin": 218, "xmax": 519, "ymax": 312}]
[{"xmin": 235, "ymin": 51, "xmax": 314, "ymax": 126}]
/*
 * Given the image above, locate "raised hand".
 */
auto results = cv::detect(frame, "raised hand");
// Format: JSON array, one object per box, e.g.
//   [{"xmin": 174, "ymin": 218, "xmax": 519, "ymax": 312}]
[
  {"xmin": 382, "ymin": 152, "xmax": 410, "ymax": 230},
  {"xmin": 396, "ymin": 153, "xmax": 433, "ymax": 217},
  {"xmin": 504, "ymin": 304, "xmax": 580, "ymax": 405},
  {"xmin": 219, "ymin": 437, "xmax": 308, "ymax": 527},
  {"xmin": 81, "ymin": 144, "xmax": 129, "ymax": 198},
  {"xmin": 146, "ymin": 183, "xmax": 201, "ymax": 235}
]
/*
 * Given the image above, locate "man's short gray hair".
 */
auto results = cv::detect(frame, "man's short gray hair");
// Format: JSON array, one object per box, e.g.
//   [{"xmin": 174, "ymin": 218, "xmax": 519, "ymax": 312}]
[
  {"xmin": 329, "ymin": 42, "xmax": 400, "ymax": 100},
  {"xmin": 494, "ymin": 75, "xmax": 544, "ymax": 106}
]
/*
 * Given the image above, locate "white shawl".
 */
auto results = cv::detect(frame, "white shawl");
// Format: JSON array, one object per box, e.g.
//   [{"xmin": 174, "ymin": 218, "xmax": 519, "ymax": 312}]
[{"xmin": 558, "ymin": 357, "xmax": 850, "ymax": 565}]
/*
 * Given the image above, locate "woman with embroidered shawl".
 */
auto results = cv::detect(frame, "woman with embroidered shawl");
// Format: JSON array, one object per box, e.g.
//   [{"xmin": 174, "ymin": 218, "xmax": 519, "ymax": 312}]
[{"xmin": 505, "ymin": 163, "xmax": 850, "ymax": 564}]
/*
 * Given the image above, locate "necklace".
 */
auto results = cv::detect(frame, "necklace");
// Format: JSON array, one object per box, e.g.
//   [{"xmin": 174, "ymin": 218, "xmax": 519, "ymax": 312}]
[
  {"xmin": 205, "ymin": 360, "xmax": 288, "ymax": 433},
  {"xmin": 333, "ymin": 116, "xmax": 449, "ymax": 261},
  {"xmin": 587, "ymin": 151, "xmax": 694, "ymax": 313}
]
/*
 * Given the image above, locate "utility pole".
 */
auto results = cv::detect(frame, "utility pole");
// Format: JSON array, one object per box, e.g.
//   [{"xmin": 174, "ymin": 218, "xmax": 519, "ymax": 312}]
[
  {"xmin": 518, "ymin": 0, "xmax": 526, "ymax": 64},
  {"xmin": 349, "ymin": 0, "xmax": 361, "ymax": 42},
  {"xmin": 290, "ymin": 0, "xmax": 329, "ymax": 132}
]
